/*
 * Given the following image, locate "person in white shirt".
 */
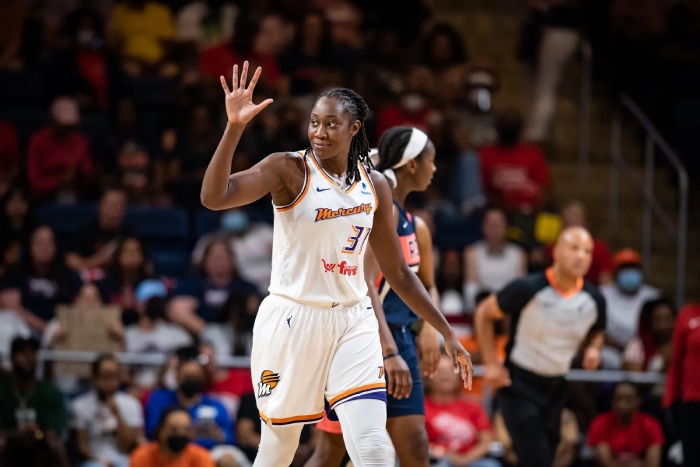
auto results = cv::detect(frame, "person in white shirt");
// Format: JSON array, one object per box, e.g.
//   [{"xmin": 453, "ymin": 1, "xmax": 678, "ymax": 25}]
[
  {"xmin": 600, "ymin": 248, "xmax": 659, "ymax": 369},
  {"xmin": 0, "ymin": 308, "xmax": 31, "ymax": 360},
  {"xmin": 463, "ymin": 207, "xmax": 527, "ymax": 313},
  {"xmin": 125, "ymin": 279, "xmax": 192, "ymax": 390},
  {"xmin": 70, "ymin": 354, "xmax": 144, "ymax": 467}
]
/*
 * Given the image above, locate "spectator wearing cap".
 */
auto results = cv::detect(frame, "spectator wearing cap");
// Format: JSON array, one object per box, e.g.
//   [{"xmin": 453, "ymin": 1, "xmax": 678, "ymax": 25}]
[
  {"xmin": 26, "ymin": 96, "xmax": 93, "ymax": 201},
  {"xmin": 600, "ymin": 248, "xmax": 660, "ymax": 369},
  {"xmin": 125, "ymin": 279, "xmax": 192, "ymax": 392},
  {"xmin": 0, "ymin": 336, "xmax": 68, "ymax": 465}
]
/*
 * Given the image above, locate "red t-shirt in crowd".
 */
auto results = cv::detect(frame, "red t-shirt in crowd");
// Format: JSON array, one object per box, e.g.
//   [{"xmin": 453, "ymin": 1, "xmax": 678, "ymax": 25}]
[
  {"xmin": 587, "ymin": 411, "xmax": 664, "ymax": 462},
  {"xmin": 77, "ymin": 51, "xmax": 109, "ymax": 110},
  {"xmin": 209, "ymin": 368, "xmax": 253, "ymax": 418},
  {"xmin": 374, "ymin": 105, "xmax": 436, "ymax": 145},
  {"xmin": 546, "ymin": 238, "xmax": 613, "ymax": 284},
  {"xmin": 424, "ymin": 398, "xmax": 492, "ymax": 454},
  {"xmin": 478, "ymin": 143, "xmax": 550, "ymax": 210},
  {"xmin": 663, "ymin": 303, "xmax": 700, "ymax": 405},
  {"xmin": 198, "ymin": 43, "xmax": 279, "ymax": 87},
  {"xmin": 26, "ymin": 126, "xmax": 93, "ymax": 197}
]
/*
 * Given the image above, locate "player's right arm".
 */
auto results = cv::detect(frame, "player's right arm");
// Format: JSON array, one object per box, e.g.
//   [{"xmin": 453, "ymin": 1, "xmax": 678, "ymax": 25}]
[{"xmin": 201, "ymin": 61, "xmax": 285, "ymax": 211}]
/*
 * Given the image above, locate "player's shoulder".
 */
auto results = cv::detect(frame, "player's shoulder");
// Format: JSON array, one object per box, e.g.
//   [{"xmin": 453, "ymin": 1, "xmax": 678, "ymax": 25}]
[{"xmin": 582, "ymin": 279, "xmax": 605, "ymax": 303}]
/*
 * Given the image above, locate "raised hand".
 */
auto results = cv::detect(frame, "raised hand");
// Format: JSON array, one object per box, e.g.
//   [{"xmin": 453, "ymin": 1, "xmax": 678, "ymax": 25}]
[
  {"xmin": 444, "ymin": 336, "xmax": 474, "ymax": 390},
  {"xmin": 219, "ymin": 61, "xmax": 273, "ymax": 126}
]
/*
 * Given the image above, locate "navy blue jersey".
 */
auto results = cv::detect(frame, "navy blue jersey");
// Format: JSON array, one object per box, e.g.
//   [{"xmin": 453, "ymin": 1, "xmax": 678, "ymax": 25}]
[{"xmin": 375, "ymin": 201, "xmax": 421, "ymax": 326}]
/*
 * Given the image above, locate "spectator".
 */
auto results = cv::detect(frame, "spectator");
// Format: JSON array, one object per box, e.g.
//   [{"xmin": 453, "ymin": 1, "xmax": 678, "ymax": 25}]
[
  {"xmin": 278, "ymin": 9, "xmax": 335, "ymax": 99},
  {"xmin": 0, "ymin": 337, "xmax": 68, "ymax": 465},
  {"xmin": 463, "ymin": 207, "xmax": 527, "ymax": 312},
  {"xmin": 0, "ymin": 183, "xmax": 34, "ymax": 275},
  {"xmin": 176, "ymin": 0, "xmax": 237, "ymax": 50},
  {"xmin": 96, "ymin": 236, "xmax": 154, "ymax": 324},
  {"xmin": 44, "ymin": 6, "xmax": 117, "ymax": 111},
  {"xmin": 26, "ymin": 96, "xmax": 94, "ymax": 201},
  {"xmin": 601, "ymin": 248, "xmax": 660, "ymax": 369},
  {"xmin": 587, "ymin": 382, "xmax": 664, "ymax": 467},
  {"xmin": 168, "ymin": 239, "xmax": 259, "ymax": 334},
  {"xmin": 144, "ymin": 349, "xmax": 235, "ymax": 451},
  {"xmin": 191, "ymin": 208, "xmax": 274, "ymax": 293},
  {"xmin": 107, "ymin": 0, "xmax": 176, "ymax": 74},
  {"xmin": 65, "ymin": 187, "xmax": 132, "ymax": 273},
  {"xmin": 478, "ymin": 107, "xmax": 551, "ymax": 249},
  {"xmin": 663, "ymin": 300, "xmax": 700, "ymax": 467},
  {"xmin": 199, "ymin": 341, "xmax": 253, "ymax": 421},
  {"xmin": 545, "ymin": 200, "xmax": 614, "ymax": 285},
  {"xmin": 125, "ymin": 279, "xmax": 192, "ymax": 391},
  {"xmin": 40, "ymin": 282, "xmax": 123, "ymax": 396},
  {"xmin": 623, "ymin": 297, "xmax": 677, "ymax": 373},
  {"xmin": 417, "ymin": 22, "xmax": 469, "ymax": 74},
  {"xmin": 197, "ymin": 11, "xmax": 284, "ymax": 93},
  {"xmin": 435, "ymin": 249, "xmax": 466, "ymax": 316},
  {"xmin": 522, "ymin": 1, "xmax": 585, "ymax": 143},
  {"xmin": 424, "ymin": 353, "xmax": 499, "ymax": 467},
  {"xmin": 0, "ymin": 225, "xmax": 83, "ymax": 332},
  {"xmin": 0, "ymin": 120, "xmax": 20, "ymax": 195},
  {"xmin": 69, "ymin": 354, "xmax": 144, "ymax": 467},
  {"xmin": 130, "ymin": 407, "xmax": 215, "ymax": 467},
  {"xmin": 202, "ymin": 290, "xmax": 258, "ymax": 358}
]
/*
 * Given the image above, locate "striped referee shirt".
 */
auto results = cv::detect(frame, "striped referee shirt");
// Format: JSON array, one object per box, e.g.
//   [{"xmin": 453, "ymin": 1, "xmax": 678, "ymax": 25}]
[{"xmin": 496, "ymin": 268, "xmax": 606, "ymax": 377}]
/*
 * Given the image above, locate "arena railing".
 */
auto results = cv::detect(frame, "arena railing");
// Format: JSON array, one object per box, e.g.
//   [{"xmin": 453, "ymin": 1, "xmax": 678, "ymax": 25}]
[{"xmin": 33, "ymin": 349, "xmax": 666, "ymax": 385}]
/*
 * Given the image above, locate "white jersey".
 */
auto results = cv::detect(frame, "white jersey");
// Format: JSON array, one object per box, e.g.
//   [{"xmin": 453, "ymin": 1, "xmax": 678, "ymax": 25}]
[{"xmin": 268, "ymin": 150, "xmax": 378, "ymax": 306}]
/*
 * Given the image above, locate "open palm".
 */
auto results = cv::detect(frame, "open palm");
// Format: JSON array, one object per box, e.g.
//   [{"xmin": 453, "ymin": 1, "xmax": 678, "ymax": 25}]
[{"xmin": 220, "ymin": 61, "xmax": 273, "ymax": 126}]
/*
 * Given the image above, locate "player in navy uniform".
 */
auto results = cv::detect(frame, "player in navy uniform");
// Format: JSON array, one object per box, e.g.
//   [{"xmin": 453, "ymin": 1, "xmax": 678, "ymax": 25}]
[
  {"xmin": 200, "ymin": 62, "xmax": 473, "ymax": 466},
  {"xmin": 476, "ymin": 226, "xmax": 606, "ymax": 467},
  {"xmin": 308, "ymin": 126, "xmax": 442, "ymax": 466}
]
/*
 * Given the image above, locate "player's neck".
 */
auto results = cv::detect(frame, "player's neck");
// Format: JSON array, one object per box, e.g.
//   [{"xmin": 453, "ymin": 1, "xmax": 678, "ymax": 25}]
[
  {"xmin": 392, "ymin": 185, "xmax": 410, "ymax": 206},
  {"xmin": 314, "ymin": 151, "xmax": 347, "ymax": 179},
  {"xmin": 548, "ymin": 266, "xmax": 579, "ymax": 292}
]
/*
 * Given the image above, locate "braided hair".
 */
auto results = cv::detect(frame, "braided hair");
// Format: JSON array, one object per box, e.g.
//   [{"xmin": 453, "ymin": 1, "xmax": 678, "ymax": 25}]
[{"xmin": 316, "ymin": 87, "xmax": 373, "ymax": 185}]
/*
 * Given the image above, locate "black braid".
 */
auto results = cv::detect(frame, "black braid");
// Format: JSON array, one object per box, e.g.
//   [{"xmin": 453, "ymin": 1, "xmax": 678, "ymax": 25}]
[
  {"xmin": 317, "ymin": 87, "xmax": 372, "ymax": 185},
  {"xmin": 375, "ymin": 126, "xmax": 414, "ymax": 172}
]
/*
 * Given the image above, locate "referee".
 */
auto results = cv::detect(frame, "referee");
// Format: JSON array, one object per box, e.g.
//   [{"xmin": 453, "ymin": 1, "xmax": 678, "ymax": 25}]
[{"xmin": 475, "ymin": 226, "xmax": 606, "ymax": 467}]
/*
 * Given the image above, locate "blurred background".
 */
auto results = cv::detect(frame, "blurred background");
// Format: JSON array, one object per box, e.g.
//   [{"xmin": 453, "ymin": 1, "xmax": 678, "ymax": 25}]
[{"xmin": 0, "ymin": 0, "xmax": 698, "ymax": 466}]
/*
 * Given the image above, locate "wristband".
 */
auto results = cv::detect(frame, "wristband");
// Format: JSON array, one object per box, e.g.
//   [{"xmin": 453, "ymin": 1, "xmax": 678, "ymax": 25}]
[{"xmin": 383, "ymin": 352, "xmax": 400, "ymax": 361}]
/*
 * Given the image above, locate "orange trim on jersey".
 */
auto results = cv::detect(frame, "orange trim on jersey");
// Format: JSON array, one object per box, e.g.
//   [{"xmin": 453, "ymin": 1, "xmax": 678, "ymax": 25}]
[
  {"xmin": 309, "ymin": 151, "xmax": 359, "ymax": 193},
  {"xmin": 259, "ymin": 410, "xmax": 324, "ymax": 426},
  {"xmin": 358, "ymin": 162, "xmax": 378, "ymax": 208},
  {"xmin": 275, "ymin": 152, "xmax": 310, "ymax": 212},
  {"xmin": 328, "ymin": 382, "xmax": 386, "ymax": 407},
  {"xmin": 545, "ymin": 267, "xmax": 583, "ymax": 298}
]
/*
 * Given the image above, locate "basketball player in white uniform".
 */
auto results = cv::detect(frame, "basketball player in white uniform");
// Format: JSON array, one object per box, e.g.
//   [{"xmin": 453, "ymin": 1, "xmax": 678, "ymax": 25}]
[{"xmin": 201, "ymin": 62, "xmax": 473, "ymax": 466}]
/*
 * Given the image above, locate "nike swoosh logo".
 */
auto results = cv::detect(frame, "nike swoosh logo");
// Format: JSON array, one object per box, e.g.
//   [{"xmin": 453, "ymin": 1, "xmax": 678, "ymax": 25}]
[
  {"xmin": 316, "ymin": 187, "xmax": 331, "ymax": 192},
  {"xmin": 402, "ymin": 222, "xmax": 408, "ymax": 228}
]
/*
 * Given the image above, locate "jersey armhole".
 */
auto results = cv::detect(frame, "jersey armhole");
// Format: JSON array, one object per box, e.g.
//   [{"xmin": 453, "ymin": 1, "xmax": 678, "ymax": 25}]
[
  {"xmin": 359, "ymin": 163, "xmax": 379, "ymax": 210},
  {"xmin": 274, "ymin": 151, "xmax": 309, "ymax": 211}
]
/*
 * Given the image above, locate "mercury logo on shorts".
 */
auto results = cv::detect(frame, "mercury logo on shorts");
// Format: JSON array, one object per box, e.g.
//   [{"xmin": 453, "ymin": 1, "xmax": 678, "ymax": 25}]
[
  {"xmin": 257, "ymin": 370, "xmax": 280, "ymax": 398},
  {"xmin": 378, "ymin": 366, "xmax": 385, "ymax": 379}
]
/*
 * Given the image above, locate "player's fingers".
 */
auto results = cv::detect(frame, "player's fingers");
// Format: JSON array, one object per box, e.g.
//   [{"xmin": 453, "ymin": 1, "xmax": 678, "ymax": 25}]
[
  {"xmin": 402, "ymin": 371, "xmax": 413, "ymax": 399},
  {"xmin": 239, "ymin": 60, "xmax": 249, "ymax": 88},
  {"xmin": 220, "ymin": 76, "xmax": 230, "ymax": 95},
  {"xmin": 231, "ymin": 64, "xmax": 238, "ymax": 90},
  {"xmin": 386, "ymin": 370, "xmax": 396, "ymax": 397},
  {"xmin": 253, "ymin": 98, "xmax": 274, "ymax": 116},
  {"xmin": 247, "ymin": 66, "xmax": 263, "ymax": 91}
]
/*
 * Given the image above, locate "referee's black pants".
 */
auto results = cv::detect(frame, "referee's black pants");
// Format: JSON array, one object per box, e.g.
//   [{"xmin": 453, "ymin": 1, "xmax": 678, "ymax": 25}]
[
  {"xmin": 681, "ymin": 401, "xmax": 700, "ymax": 467},
  {"xmin": 497, "ymin": 363, "xmax": 568, "ymax": 467}
]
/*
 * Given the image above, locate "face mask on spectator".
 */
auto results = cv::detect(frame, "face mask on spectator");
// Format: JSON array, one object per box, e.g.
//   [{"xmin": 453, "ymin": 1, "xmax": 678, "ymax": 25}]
[
  {"xmin": 166, "ymin": 435, "xmax": 189, "ymax": 453},
  {"xmin": 221, "ymin": 211, "xmax": 249, "ymax": 233},
  {"xmin": 616, "ymin": 268, "xmax": 642, "ymax": 293},
  {"xmin": 179, "ymin": 378, "xmax": 204, "ymax": 398}
]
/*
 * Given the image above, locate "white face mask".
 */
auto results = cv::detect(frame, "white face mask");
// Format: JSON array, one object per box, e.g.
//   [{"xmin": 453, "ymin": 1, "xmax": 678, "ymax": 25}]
[
  {"xmin": 163, "ymin": 368, "xmax": 178, "ymax": 390},
  {"xmin": 400, "ymin": 94, "xmax": 426, "ymax": 113}
]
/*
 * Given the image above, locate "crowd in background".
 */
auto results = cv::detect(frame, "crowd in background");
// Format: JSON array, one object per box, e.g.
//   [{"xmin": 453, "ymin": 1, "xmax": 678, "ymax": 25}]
[{"xmin": 0, "ymin": 0, "xmax": 698, "ymax": 466}]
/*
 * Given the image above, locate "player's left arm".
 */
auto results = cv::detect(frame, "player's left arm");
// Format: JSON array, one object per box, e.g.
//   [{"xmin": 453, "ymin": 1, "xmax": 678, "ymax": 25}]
[
  {"xmin": 414, "ymin": 215, "xmax": 440, "ymax": 378},
  {"xmin": 368, "ymin": 171, "xmax": 473, "ymax": 389}
]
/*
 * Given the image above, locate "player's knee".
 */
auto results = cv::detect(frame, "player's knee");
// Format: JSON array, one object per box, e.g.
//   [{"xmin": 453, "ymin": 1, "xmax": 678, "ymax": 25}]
[
  {"xmin": 355, "ymin": 425, "xmax": 388, "ymax": 463},
  {"xmin": 394, "ymin": 425, "xmax": 429, "ymax": 465}
]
